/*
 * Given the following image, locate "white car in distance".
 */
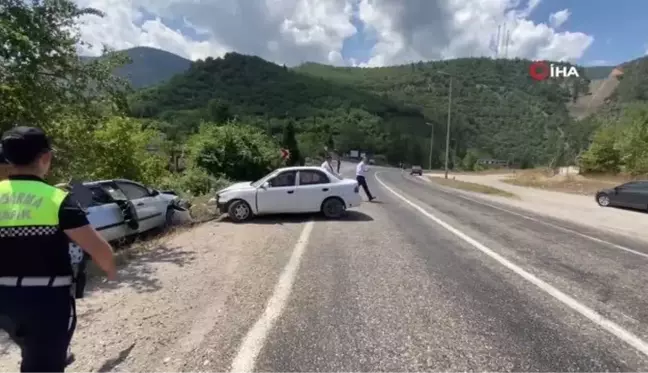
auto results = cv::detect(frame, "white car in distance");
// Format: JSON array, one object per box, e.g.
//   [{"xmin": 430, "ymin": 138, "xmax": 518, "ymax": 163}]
[{"xmin": 209, "ymin": 166, "xmax": 362, "ymax": 222}]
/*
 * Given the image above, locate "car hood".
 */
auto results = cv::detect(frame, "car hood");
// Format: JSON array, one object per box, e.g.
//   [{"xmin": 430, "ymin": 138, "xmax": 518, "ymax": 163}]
[{"xmin": 218, "ymin": 181, "xmax": 254, "ymax": 194}]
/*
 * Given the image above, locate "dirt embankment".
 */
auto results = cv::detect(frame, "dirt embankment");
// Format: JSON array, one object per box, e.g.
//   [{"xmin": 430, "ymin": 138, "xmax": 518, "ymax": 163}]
[{"xmin": 0, "ymin": 218, "xmax": 306, "ymax": 372}]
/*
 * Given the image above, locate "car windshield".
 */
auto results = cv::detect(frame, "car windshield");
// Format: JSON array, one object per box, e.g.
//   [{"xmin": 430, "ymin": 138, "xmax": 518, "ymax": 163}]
[{"xmin": 250, "ymin": 171, "xmax": 277, "ymax": 188}]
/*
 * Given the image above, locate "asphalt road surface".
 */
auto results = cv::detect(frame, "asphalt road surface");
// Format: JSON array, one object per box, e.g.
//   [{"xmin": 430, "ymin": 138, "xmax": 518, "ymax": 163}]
[
  {"xmin": 7, "ymin": 164, "xmax": 648, "ymax": 372},
  {"xmin": 230, "ymin": 165, "xmax": 648, "ymax": 372}
]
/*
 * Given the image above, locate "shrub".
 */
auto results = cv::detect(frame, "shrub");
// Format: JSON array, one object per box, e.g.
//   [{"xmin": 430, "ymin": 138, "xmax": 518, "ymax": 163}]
[{"xmin": 186, "ymin": 123, "xmax": 281, "ymax": 181}]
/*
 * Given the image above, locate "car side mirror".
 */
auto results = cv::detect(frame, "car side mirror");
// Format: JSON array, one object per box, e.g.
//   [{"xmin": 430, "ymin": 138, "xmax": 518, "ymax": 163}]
[
  {"xmin": 149, "ymin": 188, "xmax": 159, "ymax": 196},
  {"xmin": 260, "ymin": 181, "xmax": 270, "ymax": 189}
]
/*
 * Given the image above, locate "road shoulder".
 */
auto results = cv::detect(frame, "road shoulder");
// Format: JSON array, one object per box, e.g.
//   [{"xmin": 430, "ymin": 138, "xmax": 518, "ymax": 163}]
[
  {"xmin": 0, "ymin": 218, "xmax": 308, "ymax": 372},
  {"xmin": 425, "ymin": 172, "xmax": 648, "ymax": 243}
]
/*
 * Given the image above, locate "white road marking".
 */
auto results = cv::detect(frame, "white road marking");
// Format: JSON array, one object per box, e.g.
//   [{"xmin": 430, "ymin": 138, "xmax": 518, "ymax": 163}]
[
  {"xmin": 375, "ymin": 172, "xmax": 648, "ymax": 358},
  {"xmin": 229, "ymin": 221, "xmax": 315, "ymax": 373},
  {"xmin": 413, "ymin": 174, "xmax": 648, "ymax": 260}
]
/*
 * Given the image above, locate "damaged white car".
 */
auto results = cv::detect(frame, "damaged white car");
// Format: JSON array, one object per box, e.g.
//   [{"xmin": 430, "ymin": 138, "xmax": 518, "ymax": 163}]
[
  {"xmin": 207, "ymin": 166, "xmax": 362, "ymax": 222},
  {"xmin": 64, "ymin": 178, "xmax": 191, "ymax": 242}
]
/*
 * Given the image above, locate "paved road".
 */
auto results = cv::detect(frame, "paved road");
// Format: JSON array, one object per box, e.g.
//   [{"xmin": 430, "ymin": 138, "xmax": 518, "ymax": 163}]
[
  {"xmin": 240, "ymin": 167, "xmax": 648, "ymax": 371},
  {"xmin": 8, "ymin": 165, "xmax": 646, "ymax": 371}
]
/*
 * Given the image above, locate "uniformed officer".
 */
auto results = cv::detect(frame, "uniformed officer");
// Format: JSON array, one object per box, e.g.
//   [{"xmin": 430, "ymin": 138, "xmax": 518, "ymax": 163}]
[{"xmin": 0, "ymin": 126, "xmax": 117, "ymax": 372}]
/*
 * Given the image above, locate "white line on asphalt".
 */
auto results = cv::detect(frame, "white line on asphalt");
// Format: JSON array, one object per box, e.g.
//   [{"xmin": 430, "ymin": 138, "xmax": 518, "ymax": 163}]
[
  {"xmin": 374, "ymin": 172, "xmax": 648, "ymax": 358},
  {"xmin": 411, "ymin": 174, "xmax": 648, "ymax": 260},
  {"xmin": 229, "ymin": 221, "xmax": 315, "ymax": 373}
]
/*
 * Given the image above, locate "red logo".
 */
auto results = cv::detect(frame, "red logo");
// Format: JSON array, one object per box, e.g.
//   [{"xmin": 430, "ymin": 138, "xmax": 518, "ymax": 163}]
[{"xmin": 529, "ymin": 61, "xmax": 550, "ymax": 81}]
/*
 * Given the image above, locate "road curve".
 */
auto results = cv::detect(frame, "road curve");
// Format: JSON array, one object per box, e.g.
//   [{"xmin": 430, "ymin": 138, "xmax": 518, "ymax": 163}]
[{"xmin": 247, "ymin": 167, "xmax": 648, "ymax": 371}]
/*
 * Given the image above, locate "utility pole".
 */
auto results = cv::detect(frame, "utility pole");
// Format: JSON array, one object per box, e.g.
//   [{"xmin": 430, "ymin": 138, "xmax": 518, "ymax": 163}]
[
  {"xmin": 427, "ymin": 122, "xmax": 434, "ymax": 170},
  {"xmin": 444, "ymin": 76, "xmax": 453, "ymax": 179}
]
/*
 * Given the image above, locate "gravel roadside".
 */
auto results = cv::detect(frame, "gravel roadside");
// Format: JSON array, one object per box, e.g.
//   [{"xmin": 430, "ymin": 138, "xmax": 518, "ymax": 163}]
[
  {"xmin": 0, "ymin": 218, "xmax": 307, "ymax": 372},
  {"xmin": 426, "ymin": 172, "xmax": 648, "ymax": 243}
]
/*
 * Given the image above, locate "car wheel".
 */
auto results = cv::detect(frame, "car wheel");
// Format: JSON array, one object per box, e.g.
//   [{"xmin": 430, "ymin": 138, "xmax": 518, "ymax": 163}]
[
  {"xmin": 596, "ymin": 193, "xmax": 610, "ymax": 207},
  {"xmin": 163, "ymin": 207, "xmax": 174, "ymax": 229},
  {"xmin": 321, "ymin": 197, "xmax": 346, "ymax": 219},
  {"xmin": 228, "ymin": 200, "xmax": 252, "ymax": 222}
]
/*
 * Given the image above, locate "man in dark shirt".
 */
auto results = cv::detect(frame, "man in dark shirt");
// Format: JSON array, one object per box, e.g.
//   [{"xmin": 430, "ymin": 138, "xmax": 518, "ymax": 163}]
[{"xmin": 0, "ymin": 126, "xmax": 117, "ymax": 372}]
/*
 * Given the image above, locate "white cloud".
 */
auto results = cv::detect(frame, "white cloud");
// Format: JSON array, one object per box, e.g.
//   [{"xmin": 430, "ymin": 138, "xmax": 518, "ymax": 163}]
[
  {"xmin": 548, "ymin": 9, "xmax": 570, "ymax": 28},
  {"xmin": 74, "ymin": 0, "xmax": 594, "ymax": 67},
  {"xmin": 357, "ymin": 0, "xmax": 593, "ymax": 66}
]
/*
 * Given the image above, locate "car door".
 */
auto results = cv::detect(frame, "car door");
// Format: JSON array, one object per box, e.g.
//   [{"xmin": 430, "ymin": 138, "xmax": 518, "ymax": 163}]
[
  {"xmin": 612, "ymin": 182, "xmax": 639, "ymax": 207},
  {"xmin": 115, "ymin": 180, "xmax": 162, "ymax": 232},
  {"xmin": 85, "ymin": 185, "xmax": 127, "ymax": 242},
  {"xmin": 297, "ymin": 169, "xmax": 332, "ymax": 212},
  {"xmin": 256, "ymin": 171, "xmax": 298, "ymax": 214},
  {"xmin": 617, "ymin": 181, "xmax": 648, "ymax": 209}
]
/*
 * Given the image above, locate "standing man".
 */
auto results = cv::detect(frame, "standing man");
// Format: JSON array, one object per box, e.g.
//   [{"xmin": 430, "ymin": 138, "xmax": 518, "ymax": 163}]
[
  {"xmin": 336, "ymin": 154, "xmax": 341, "ymax": 174},
  {"xmin": 321, "ymin": 154, "xmax": 336, "ymax": 175},
  {"xmin": 0, "ymin": 126, "xmax": 117, "ymax": 372},
  {"xmin": 356, "ymin": 156, "xmax": 375, "ymax": 201}
]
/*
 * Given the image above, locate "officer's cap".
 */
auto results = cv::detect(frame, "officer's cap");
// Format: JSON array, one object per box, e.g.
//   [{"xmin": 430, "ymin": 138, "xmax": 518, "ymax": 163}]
[{"xmin": 1, "ymin": 126, "xmax": 53, "ymax": 166}]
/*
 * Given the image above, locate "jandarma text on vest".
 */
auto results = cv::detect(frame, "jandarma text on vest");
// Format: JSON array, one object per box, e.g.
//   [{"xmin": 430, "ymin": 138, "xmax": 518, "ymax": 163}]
[{"xmin": 0, "ymin": 192, "xmax": 45, "ymax": 220}]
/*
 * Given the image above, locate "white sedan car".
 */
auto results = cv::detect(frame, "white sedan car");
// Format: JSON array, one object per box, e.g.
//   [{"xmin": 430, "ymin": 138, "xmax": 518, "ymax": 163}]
[
  {"xmin": 65, "ymin": 179, "xmax": 188, "ymax": 242},
  {"xmin": 209, "ymin": 166, "xmax": 362, "ymax": 222}
]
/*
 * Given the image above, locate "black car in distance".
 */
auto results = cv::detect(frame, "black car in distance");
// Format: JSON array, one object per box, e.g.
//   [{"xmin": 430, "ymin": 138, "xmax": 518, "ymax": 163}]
[
  {"xmin": 596, "ymin": 180, "xmax": 648, "ymax": 211},
  {"xmin": 411, "ymin": 165, "xmax": 423, "ymax": 176}
]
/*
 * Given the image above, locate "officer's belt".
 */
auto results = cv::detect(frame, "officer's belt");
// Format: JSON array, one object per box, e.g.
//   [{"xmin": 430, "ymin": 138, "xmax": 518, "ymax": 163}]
[{"xmin": 0, "ymin": 276, "xmax": 73, "ymax": 287}]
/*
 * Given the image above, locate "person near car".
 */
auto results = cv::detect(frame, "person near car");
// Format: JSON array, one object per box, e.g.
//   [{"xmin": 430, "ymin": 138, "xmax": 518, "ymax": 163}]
[
  {"xmin": 321, "ymin": 155, "xmax": 337, "ymax": 176},
  {"xmin": 336, "ymin": 154, "xmax": 341, "ymax": 174},
  {"xmin": 0, "ymin": 126, "xmax": 117, "ymax": 372},
  {"xmin": 356, "ymin": 156, "xmax": 375, "ymax": 201}
]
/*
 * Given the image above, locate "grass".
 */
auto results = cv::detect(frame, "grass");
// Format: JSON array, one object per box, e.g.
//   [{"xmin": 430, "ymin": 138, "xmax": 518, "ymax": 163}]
[
  {"xmin": 427, "ymin": 176, "xmax": 517, "ymax": 198},
  {"xmin": 500, "ymin": 168, "xmax": 631, "ymax": 196}
]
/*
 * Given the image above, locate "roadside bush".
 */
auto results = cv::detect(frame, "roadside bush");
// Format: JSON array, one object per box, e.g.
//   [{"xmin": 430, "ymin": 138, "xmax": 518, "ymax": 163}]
[
  {"xmin": 159, "ymin": 167, "xmax": 231, "ymax": 196},
  {"xmin": 47, "ymin": 115, "xmax": 169, "ymax": 185},
  {"xmin": 186, "ymin": 123, "xmax": 281, "ymax": 181}
]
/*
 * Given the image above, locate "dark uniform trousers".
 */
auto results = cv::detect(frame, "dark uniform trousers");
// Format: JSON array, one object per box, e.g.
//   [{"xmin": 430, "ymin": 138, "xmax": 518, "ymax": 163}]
[
  {"xmin": 0, "ymin": 286, "xmax": 73, "ymax": 372},
  {"xmin": 0, "ymin": 178, "xmax": 79, "ymax": 372}
]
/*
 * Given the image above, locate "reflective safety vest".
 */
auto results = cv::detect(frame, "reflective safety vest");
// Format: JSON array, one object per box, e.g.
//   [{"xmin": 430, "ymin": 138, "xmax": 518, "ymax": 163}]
[{"xmin": 0, "ymin": 178, "xmax": 73, "ymax": 277}]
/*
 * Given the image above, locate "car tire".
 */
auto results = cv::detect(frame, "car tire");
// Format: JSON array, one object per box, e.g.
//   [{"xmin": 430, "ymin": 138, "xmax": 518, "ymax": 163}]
[
  {"xmin": 321, "ymin": 197, "xmax": 346, "ymax": 219},
  {"xmin": 596, "ymin": 192, "xmax": 610, "ymax": 207},
  {"xmin": 228, "ymin": 200, "xmax": 252, "ymax": 222},
  {"xmin": 163, "ymin": 207, "xmax": 174, "ymax": 229}
]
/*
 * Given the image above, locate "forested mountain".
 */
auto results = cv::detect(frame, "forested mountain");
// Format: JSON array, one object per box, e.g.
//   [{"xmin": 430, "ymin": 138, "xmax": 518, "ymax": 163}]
[
  {"xmin": 584, "ymin": 66, "xmax": 615, "ymax": 80},
  {"xmin": 84, "ymin": 47, "xmax": 191, "ymax": 89},
  {"xmin": 130, "ymin": 53, "xmax": 593, "ymax": 168}
]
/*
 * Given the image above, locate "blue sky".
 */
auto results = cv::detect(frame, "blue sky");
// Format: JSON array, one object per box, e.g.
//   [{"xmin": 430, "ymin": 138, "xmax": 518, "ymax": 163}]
[
  {"xmin": 342, "ymin": 0, "xmax": 647, "ymax": 67},
  {"xmin": 532, "ymin": 0, "xmax": 648, "ymax": 66},
  {"xmin": 130, "ymin": 1, "xmax": 646, "ymax": 67}
]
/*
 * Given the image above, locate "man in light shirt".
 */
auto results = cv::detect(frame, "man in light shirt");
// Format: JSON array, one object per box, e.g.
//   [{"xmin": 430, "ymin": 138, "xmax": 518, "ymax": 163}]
[
  {"xmin": 356, "ymin": 156, "xmax": 375, "ymax": 201},
  {"xmin": 321, "ymin": 155, "xmax": 336, "ymax": 175}
]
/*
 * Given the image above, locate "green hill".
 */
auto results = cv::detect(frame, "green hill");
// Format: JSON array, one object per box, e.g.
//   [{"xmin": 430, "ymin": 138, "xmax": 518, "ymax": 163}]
[
  {"xmin": 584, "ymin": 66, "xmax": 615, "ymax": 80},
  {"xmin": 129, "ymin": 53, "xmax": 594, "ymax": 168}
]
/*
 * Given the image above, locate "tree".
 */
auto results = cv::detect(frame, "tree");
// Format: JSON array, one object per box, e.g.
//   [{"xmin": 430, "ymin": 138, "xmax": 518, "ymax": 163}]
[
  {"xmin": 282, "ymin": 121, "xmax": 302, "ymax": 166},
  {"xmin": 0, "ymin": 0, "xmax": 130, "ymax": 130},
  {"xmin": 579, "ymin": 126, "xmax": 620, "ymax": 173},
  {"xmin": 207, "ymin": 98, "xmax": 232, "ymax": 123},
  {"xmin": 186, "ymin": 123, "xmax": 280, "ymax": 181}
]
